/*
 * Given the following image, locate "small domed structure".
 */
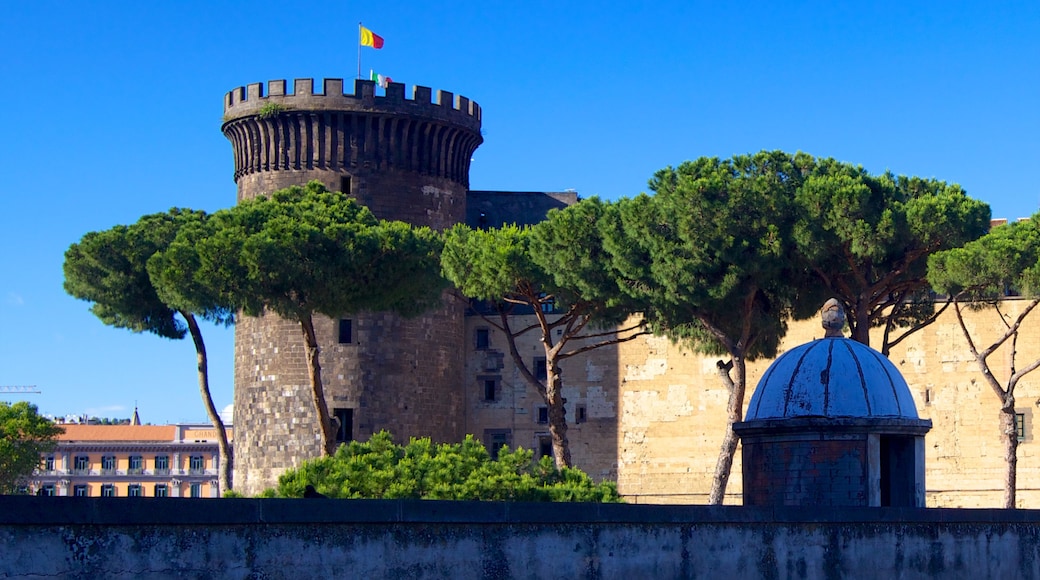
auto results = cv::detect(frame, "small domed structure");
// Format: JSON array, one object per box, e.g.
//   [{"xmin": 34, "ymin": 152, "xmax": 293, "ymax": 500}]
[{"xmin": 733, "ymin": 299, "xmax": 931, "ymax": 507}]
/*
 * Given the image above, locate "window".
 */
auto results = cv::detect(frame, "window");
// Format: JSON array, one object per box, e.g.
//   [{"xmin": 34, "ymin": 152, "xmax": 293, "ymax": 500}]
[
  {"xmin": 154, "ymin": 484, "xmax": 168, "ymax": 498},
  {"xmin": 44, "ymin": 456, "xmax": 54, "ymax": 471},
  {"xmin": 534, "ymin": 357, "xmax": 547, "ymax": 382},
  {"xmin": 128, "ymin": 484, "xmax": 143, "ymax": 497},
  {"xmin": 575, "ymin": 404, "xmax": 587, "ymax": 424},
  {"xmin": 154, "ymin": 455, "xmax": 170, "ymax": 474},
  {"xmin": 537, "ymin": 435, "xmax": 553, "ymax": 460},
  {"xmin": 128, "ymin": 455, "xmax": 143, "ymax": 474},
  {"xmin": 340, "ymin": 175, "xmax": 352, "ymax": 196},
  {"xmin": 101, "ymin": 455, "xmax": 116, "ymax": 472},
  {"xmin": 73, "ymin": 485, "xmax": 88, "ymax": 497},
  {"xmin": 40, "ymin": 484, "xmax": 55, "ymax": 496},
  {"xmin": 1017, "ymin": 413, "xmax": 1027, "ymax": 442},
  {"xmin": 190, "ymin": 483, "xmax": 202, "ymax": 498},
  {"xmin": 73, "ymin": 456, "xmax": 89, "ymax": 473},
  {"xmin": 333, "ymin": 408, "xmax": 354, "ymax": 444},
  {"xmin": 189, "ymin": 455, "xmax": 205, "ymax": 473},
  {"xmin": 475, "ymin": 328, "xmax": 490, "ymax": 350},
  {"xmin": 101, "ymin": 484, "xmax": 116, "ymax": 497},
  {"xmin": 484, "ymin": 429, "xmax": 512, "ymax": 460},
  {"xmin": 537, "ymin": 406, "xmax": 549, "ymax": 424},
  {"xmin": 338, "ymin": 319, "xmax": 353, "ymax": 344},
  {"xmin": 483, "ymin": 378, "xmax": 498, "ymax": 402}
]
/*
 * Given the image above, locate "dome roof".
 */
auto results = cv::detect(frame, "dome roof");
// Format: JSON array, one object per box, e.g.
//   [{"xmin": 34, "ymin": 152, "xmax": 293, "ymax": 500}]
[{"xmin": 745, "ymin": 337, "xmax": 919, "ymax": 421}]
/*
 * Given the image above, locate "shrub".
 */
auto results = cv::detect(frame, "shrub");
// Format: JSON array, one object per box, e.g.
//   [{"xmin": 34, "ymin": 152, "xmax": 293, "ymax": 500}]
[{"xmin": 274, "ymin": 430, "xmax": 621, "ymax": 502}]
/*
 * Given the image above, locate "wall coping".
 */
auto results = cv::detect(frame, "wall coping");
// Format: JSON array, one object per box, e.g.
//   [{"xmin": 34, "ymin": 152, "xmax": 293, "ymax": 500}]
[{"xmin": 4, "ymin": 496, "xmax": 1040, "ymax": 526}]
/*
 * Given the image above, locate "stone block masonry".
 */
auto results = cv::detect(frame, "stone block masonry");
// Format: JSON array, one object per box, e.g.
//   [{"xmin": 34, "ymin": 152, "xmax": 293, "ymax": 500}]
[{"xmin": 4, "ymin": 496, "xmax": 1040, "ymax": 579}]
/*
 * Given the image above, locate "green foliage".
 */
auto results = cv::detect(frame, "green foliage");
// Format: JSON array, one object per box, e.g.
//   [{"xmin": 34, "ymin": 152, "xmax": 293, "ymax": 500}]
[
  {"xmin": 223, "ymin": 490, "xmax": 245, "ymax": 498},
  {"xmin": 157, "ymin": 181, "xmax": 446, "ymax": 321},
  {"xmin": 928, "ymin": 215, "xmax": 1040, "ymax": 300},
  {"xmin": 793, "ymin": 157, "xmax": 990, "ymax": 344},
  {"xmin": 273, "ymin": 431, "xmax": 621, "ymax": 502},
  {"xmin": 0, "ymin": 402, "xmax": 63, "ymax": 494},
  {"xmin": 604, "ymin": 150, "xmax": 819, "ymax": 360},
  {"xmin": 257, "ymin": 102, "xmax": 289, "ymax": 119}
]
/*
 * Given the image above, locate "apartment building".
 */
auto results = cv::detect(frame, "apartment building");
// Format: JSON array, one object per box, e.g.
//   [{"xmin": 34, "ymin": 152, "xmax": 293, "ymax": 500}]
[{"xmin": 33, "ymin": 423, "xmax": 231, "ymax": 498}]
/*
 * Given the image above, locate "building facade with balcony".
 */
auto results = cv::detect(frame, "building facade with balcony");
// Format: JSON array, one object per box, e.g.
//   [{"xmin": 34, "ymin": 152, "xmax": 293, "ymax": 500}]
[{"xmin": 33, "ymin": 424, "xmax": 232, "ymax": 498}]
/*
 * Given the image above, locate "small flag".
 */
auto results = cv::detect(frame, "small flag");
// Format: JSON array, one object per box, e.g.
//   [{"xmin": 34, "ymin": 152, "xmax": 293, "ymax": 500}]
[
  {"xmin": 360, "ymin": 26, "xmax": 384, "ymax": 49},
  {"xmin": 370, "ymin": 70, "xmax": 393, "ymax": 88}
]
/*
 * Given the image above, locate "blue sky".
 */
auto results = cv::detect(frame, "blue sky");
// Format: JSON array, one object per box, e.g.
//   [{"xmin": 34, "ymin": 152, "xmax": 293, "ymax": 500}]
[{"xmin": 1, "ymin": 1, "xmax": 1037, "ymax": 424}]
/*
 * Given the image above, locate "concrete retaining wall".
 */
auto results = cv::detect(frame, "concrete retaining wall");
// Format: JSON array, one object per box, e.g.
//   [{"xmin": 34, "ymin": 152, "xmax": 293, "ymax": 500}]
[{"xmin": 1, "ymin": 497, "xmax": 1038, "ymax": 579}]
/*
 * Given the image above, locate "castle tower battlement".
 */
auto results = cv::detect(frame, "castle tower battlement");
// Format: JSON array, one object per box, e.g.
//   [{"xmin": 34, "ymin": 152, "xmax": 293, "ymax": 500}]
[
  {"xmin": 222, "ymin": 78, "xmax": 482, "ymax": 188},
  {"xmin": 225, "ymin": 78, "xmax": 481, "ymax": 495}
]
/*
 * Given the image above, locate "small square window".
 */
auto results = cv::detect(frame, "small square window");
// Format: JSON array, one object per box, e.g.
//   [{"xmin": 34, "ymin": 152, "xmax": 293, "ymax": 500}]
[
  {"xmin": 340, "ymin": 175, "xmax": 352, "ymax": 195},
  {"xmin": 40, "ymin": 484, "xmax": 55, "ymax": 496},
  {"xmin": 338, "ymin": 319, "xmax": 353, "ymax": 344},
  {"xmin": 128, "ymin": 484, "xmax": 143, "ymax": 497},
  {"xmin": 154, "ymin": 484, "xmax": 168, "ymax": 498},
  {"xmin": 44, "ymin": 456, "xmax": 54, "ymax": 471},
  {"xmin": 190, "ymin": 483, "xmax": 202, "ymax": 498},
  {"xmin": 537, "ymin": 406, "xmax": 549, "ymax": 424},
  {"xmin": 101, "ymin": 484, "xmax": 116, "ymax": 497},
  {"xmin": 575, "ymin": 404, "xmax": 587, "ymax": 424},
  {"xmin": 74, "ymin": 456, "xmax": 89, "ymax": 472},
  {"xmin": 1016, "ymin": 413, "xmax": 1027, "ymax": 442},
  {"xmin": 101, "ymin": 456, "xmax": 116, "ymax": 472},
  {"xmin": 475, "ymin": 328, "xmax": 490, "ymax": 350},
  {"xmin": 73, "ymin": 485, "xmax": 89, "ymax": 497},
  {"xmin": 154, "ymin": 455, "xmax": 170, "ymax": 473},
  {"xmin": 483, "ymin": 379, "xmax": 497, "ymax": 401}
]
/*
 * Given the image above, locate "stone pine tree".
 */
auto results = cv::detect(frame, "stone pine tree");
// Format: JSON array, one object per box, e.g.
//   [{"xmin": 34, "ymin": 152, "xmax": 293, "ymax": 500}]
[
  {"xmin": 63, "ymin": 209, "xmax": 235, "ymax": 494},
  {"xmin": 602, "ymin": 151, "xmax": 822, "ymax": 504},
  {"xmin": 793, "ymin": 158, "xmax": 990, "ymax": 354},
  {"xmin": 442, "ymin": 198, "xmax": 647, "ymax": 469},
  {"xmin": 158, "ymin": 181, "xmax": 446, "ymax": 456},
  {"xmin": 928, "ymin": 216, "xmax": 1040, "ymax": 509},
  {"xmin": 0, "ymin": 402, "xmax": 64, "ymax": 494}
]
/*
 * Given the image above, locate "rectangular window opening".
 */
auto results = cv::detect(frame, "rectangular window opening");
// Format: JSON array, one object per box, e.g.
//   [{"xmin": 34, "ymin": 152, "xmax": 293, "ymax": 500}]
[
  {"xmin": 74, "ymin": 456, "xmax": 89, "ymax": 473},
  {"xmin": 537, "ymin": 406, "xmax": 549, "ymax": 424},
  {"xmin": 190, "ymin": 483, "xmax": 202, "ymax": 498},
  {"xmin": 1016, "ymin": 413, "xmax": 1027, "ymax": 442},
  {"xmin": 101, "ymin": 484, "xmax": 116, "ymax": 497},
  {"xmin": 340, "ymin": 175, "xmax": 352, "ymax": 195},
  {"xmin": 154, "ymin": 484, "xmax": 168, "ymax": 498},
  {"xmin": 189, "ymin": 455, "xmax": 205, "ymax": 473},
  {"xmin": 475, "ymin": 327, "xmax": 490, "ymax": 350},
  {"xmin": 338, "ymin": 319, "xmax": 353, "ymax": 344},
  {"xmin": 73, "ymin": 485, "xmax": 88, "ymax": 497},
  {"xmin": 333, "ymin": 408, "xmax": 354, "ymax": 444},
  {"xmin": 483, "ymin": 379, "xmax": 497, "ymax": 402},
  {"xmin": 40, "ymin": 484, "xmax": 55, "ymax": 496},
  {"xmin": 534, "ymin": 357, "xmax": 547, "ymax": 382},
  {"xmin": 129, "ymin": 455, "xmax": 143, "ymax": 474},
  {"xmin": 484, "ymin": 429, "xmax": 512, "ymax": 460},
  {"xmin": 154, "ymin": 455, "xmax": 169, "ymax": 474},
  {"xmin": 575, "ymin": 404, "xmax": 587, "ymax": 424},
  {"xmin": 128, "ymin": 484, "xmax": 142, "ymax": 497},
  {"xmin": 537, "ymin": 435, "xmax": 553, "ymax": 460}
]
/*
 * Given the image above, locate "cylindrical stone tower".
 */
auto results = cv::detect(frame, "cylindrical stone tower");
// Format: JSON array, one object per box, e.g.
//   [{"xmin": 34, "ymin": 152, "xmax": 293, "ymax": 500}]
[{"xmin": 222, "ymin": 78, "xmax": 483, "ymax": 494}]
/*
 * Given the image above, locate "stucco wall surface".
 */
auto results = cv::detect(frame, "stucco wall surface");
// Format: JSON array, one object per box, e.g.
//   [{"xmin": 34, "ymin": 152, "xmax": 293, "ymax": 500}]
[{"xmin": 3, "ymin": 497, "xmax": 1040, "ymax": 579}]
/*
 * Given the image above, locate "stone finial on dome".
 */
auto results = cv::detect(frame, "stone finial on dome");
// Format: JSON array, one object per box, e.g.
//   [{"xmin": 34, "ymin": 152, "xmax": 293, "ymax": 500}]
[{"xmin": 821, "ymin": 298, "xmax": 845, "ymax": 338}]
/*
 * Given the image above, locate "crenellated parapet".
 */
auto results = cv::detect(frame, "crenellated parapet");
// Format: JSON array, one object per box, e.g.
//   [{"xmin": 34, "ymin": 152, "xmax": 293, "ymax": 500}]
[{"xmin": 222, "ymin": 78, "xmax": 482, "ymax": 185}]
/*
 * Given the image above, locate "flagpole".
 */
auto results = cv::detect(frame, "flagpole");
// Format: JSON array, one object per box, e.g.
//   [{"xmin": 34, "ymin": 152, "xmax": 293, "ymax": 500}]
[{"xmin": 357, "ymin": 22, "xmax": 362, "ymax": 80}]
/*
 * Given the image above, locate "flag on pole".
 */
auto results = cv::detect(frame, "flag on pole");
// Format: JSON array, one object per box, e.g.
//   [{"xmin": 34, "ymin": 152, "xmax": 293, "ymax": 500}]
[
  {"xmin": 360, "ymin": 26, "xmax": 384, "ymax": 49},
  {"xmin": 370, "ymin": 70, "xmax": 393, "ymax": 88}
]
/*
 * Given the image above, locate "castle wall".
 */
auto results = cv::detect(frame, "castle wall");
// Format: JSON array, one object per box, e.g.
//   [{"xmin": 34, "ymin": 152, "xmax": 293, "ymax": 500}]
[
  {"xmin": 224, "ymin": 79, "xmax": 480, "ymax": 495},
  {"xmin": 612, "ymin": 299, "xmax": 1040, "ymax": 508}
]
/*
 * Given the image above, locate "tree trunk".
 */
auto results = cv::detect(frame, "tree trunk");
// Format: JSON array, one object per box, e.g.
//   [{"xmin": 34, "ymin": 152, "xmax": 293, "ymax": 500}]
[
  {"xmin": 1000, "ymin": 398, "xmax": 1019, "ymax": 509},
  {"xmin": 546, "ymin": 358, "xmax": 572, "ymax": 469},
  {"xmin": 299, "ymin": 313, "xmax": 337, "ymax": 456},
  {"xmin": 181, "ymin": 311, "xmax": 232, "ymax": 495},
  {"xmin": 850, "ymin": 296, "xmax": 872, "ymax": 346},
  {"xmin": 707, "ymin": 356, "xmax": 746, "ymax": 505}
]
